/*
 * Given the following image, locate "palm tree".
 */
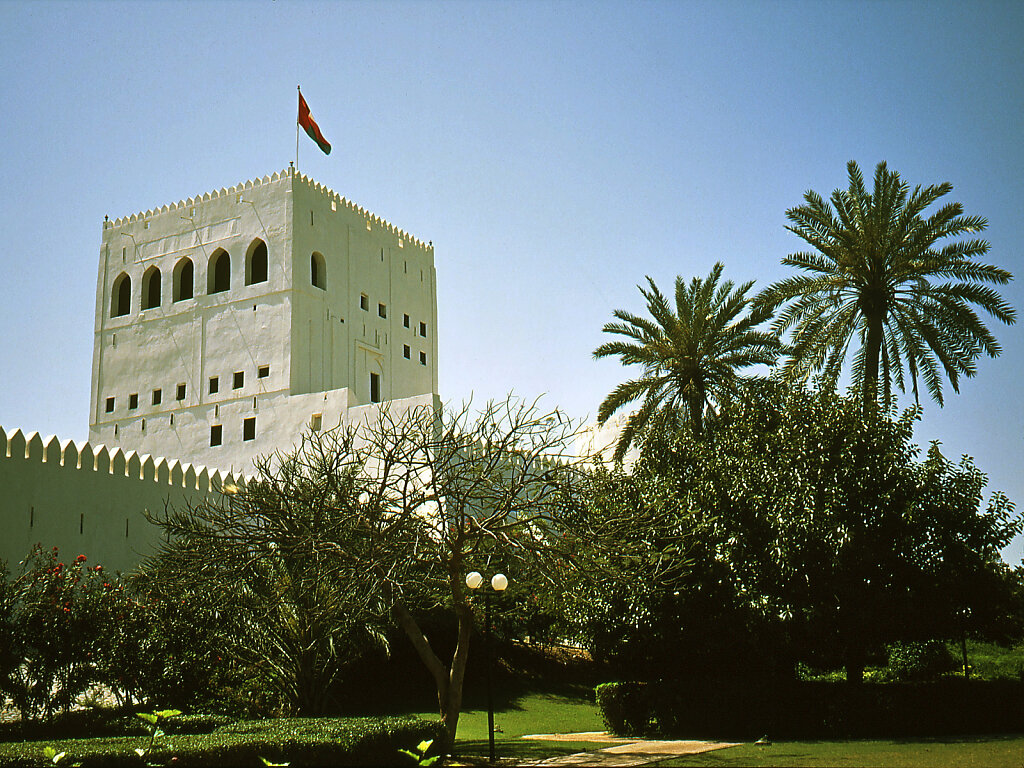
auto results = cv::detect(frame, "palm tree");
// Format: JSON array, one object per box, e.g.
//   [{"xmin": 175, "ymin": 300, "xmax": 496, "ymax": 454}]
[
  {"xmin": 594, "ymin": 263, "xmax": 781, "ymax": 461},
  {"xmin": 758, "ymin": 160, "xmax": 1016, "ymax": 407}
]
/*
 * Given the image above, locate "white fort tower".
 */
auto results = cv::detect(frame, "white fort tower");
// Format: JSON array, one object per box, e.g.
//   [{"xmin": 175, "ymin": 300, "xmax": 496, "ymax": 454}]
[{"xmin": 89, "ymin": 168, "xmax": 439, "ymax": 474}]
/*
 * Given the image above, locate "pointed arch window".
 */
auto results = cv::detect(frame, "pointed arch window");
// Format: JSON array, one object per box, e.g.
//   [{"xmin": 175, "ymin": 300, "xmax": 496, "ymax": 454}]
[
  {"xmin": 141, "ymin": 266, "xmax": 161, "ymax": 309},
  {"xmin": 245, "ymin": 239, "xmax": 268, "ymax": 285},
  {"xmin": 311, "ymin": 251, "xmax": 327, "ymax": 290},
  {"xmin": 208, "ymin": 249, "xmax": 230, "ymax": 294},
  {"xmin": 111, "ymin": 273, "xmax": 131, "ymax": 317},
  {"xmin": 173, "ymin": 257, "xmax": 194, "ymax": 301}
]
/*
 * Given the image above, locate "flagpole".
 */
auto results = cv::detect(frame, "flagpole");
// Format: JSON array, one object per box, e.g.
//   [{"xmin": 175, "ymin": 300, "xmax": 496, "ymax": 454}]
[{"xmin": 296, "ymin": 85, "xmax": 301, "ymax": 173}]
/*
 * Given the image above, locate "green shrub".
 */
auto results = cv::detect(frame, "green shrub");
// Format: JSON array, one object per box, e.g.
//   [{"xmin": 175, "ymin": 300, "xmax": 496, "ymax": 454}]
[
  {"xmin": 0, "ymin": 715, "xmax": 445, "ymax": 767},
  {"xmin": 594, "ymin": 678, "xmax": 1024, "ymax": 739},
  {"xmin": 594, "ymin": 682, "xmax": 650, "ymax": 736},
  {"xmin": 885, "ymin": 640, "xmax": 955, "ymax": 681}
]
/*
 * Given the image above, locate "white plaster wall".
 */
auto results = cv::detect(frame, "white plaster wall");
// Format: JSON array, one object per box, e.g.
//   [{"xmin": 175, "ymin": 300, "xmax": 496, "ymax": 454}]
[{"xmin": 0, "ymin": 427, "xmax": 228, "ymax": 574}]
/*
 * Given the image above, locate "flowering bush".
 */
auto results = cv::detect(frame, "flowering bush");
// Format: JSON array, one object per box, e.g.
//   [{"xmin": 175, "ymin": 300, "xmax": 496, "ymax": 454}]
[{"xmin": 7, "ymin": 545, "xmax": 107, "ymax": 720}]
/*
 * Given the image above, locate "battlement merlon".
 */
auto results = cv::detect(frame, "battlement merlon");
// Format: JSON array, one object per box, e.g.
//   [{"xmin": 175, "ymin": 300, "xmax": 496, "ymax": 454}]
[{"xmin": 101, "ymin": 168, "xmax": 435, "ymax": 259}]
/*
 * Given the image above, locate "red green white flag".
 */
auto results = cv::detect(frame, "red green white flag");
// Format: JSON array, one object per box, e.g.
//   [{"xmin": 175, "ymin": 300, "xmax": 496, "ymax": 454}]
[{"xmin": 298, "ymin": 91, "xmax": 331, "ymax": 155}]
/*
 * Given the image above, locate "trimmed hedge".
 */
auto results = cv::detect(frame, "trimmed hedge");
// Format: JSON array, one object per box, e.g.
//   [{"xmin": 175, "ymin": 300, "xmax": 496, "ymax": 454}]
[
  {"xmin": 0, "ymin": 715, "xmax": 446, "ymax": 767},
  {"xmin": 596, "ymin": 679, "xmax": 1024, "ymax": 739},
  {"xmin": 0, "ymin": 710, "xmax": 237, "ymax": 744}
]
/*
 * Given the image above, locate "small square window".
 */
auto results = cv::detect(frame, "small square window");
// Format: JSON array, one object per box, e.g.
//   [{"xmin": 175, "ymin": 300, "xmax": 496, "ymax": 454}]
[
  {"xmin": 209, "ymin": 376, "xmax": 219, "ymax": 395},
  {"xmin": 152, "ymin": 388, "xmax": 162, "ymax": 406},
  {"xmin": 258, "ymin": 365, "xmax": 270, "ymax": 379},
  {"xmin": 129, "ymin": 393, "xmax": 139, "ymax": 410},
  {"xmin": 419, "ymin": 351, "xmax": 427, "ymax": 366},
  {"xmin": 403, "ymin": 314, "xmax": 410, "ymax": 328},
  {"xmin": 176, "ymin": 383, "xmax": 186, "ymax": 401},
  {"xmin": 105, "ymin": 397, "xmax": 115, "ymax": 413},
  {"xmin": 243, "ymin": 417, "xmax": 256, "ymax": 441},
  {"xmin": 419, "ymin": 321, "xmax": 427, "ymax": 337},
  {"xmin": 310, "ymin": 413, "xmax": 322, "ymax": 432},
  {"xmin": 210, "ymin": 424, "xmax": 222, "ymax": 446},
  {"xmin": 403, "ymin": 344, "xmax": 411, "ymax": 359},
  {"xmin": 378, "ymin": 303, "xmax": 387, "ymax": 318},
  {"xmin": 360, "ymin": 294, "xmax": 369, "ymax": 311},
  {"xmin": 233, "ymin": 371, "xmax": 244, "ymax": 389}
]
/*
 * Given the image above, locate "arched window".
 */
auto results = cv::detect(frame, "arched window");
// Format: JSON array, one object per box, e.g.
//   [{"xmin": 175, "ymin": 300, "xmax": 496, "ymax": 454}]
[
  {"xmin": 142, "ymin": 266, "xmax": 161, "ymax": 309},
  {"xmin": 208, "ymin": 249, "xmax": 230, "ymax": 294},
  {"xmin": 245, "ymin": 239, "xmax": 268, "ymax": 285},
  {"xmin": 173, "ymin": 257, "xmax": 194, "ymax": 301},
  {"xmin": 311, "ymin": 251, "xmax": 326, "ymax": 290},
  {"xmin": 111, "ymin": 273, "xmax": 131, "ymax": 317}
]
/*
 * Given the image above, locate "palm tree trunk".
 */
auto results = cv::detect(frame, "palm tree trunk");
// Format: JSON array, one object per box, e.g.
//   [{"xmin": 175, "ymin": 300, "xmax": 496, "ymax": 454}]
[{"xmin": 862, "ymin": 312, "xmax": 884, "ymax": 408}]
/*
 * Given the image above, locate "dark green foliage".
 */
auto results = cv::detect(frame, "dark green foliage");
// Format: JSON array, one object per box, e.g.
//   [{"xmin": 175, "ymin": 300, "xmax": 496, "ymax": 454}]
[
  {"xmin": 595, "ymin": 678, "xmax": 1024, "ymax": 739},
  {"xmin": 0, "ymin": 716, "xmax": 445, "ymax": 767},
  {"xmin": 636, "ymin": 379, "xmax": 1021, "ymax": 684},
  {"xmin": 757, "ymin": 160, "xmax": 1016, "ymax": 407},
  {"xmin": 594, "ymin": 682, "xmax": 651, "ymax": 736}
]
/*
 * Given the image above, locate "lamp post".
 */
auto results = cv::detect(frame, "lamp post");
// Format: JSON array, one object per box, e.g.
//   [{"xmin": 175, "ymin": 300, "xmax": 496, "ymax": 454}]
[
  {"xmin": 466, "ymin": 571, "xmax": 509, "ymax": 764},
  {"xmin": 959, "ymin": 607, "xmax": 972, "ymax": 680}
]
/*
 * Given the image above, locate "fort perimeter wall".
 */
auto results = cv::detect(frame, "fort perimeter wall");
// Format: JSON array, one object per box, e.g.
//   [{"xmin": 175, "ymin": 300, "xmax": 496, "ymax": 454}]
[{"xmin": 0, "ymin": 425, "xmax": 241, "ymax": 574}]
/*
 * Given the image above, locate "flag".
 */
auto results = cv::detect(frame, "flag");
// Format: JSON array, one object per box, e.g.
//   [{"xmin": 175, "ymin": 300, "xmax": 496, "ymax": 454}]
[{"xmin": 298, "ymin": 91, "xmax": 331, "ymax": 155}]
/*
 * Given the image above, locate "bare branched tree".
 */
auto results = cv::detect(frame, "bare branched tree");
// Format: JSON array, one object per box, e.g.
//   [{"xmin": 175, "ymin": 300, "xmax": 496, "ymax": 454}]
[{"xmin": 145, "ymin": 395, "xmax": 668, "ymax": 742}]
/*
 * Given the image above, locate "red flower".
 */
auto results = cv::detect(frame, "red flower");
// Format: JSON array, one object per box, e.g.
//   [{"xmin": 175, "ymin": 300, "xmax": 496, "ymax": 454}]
[
  {"xmin": 94, "ymin": 565, "xmax": 103, "ymax": 572},
  {"xmin": 76, "ymin": 554, "xmax": 87, "ymax": 562}
]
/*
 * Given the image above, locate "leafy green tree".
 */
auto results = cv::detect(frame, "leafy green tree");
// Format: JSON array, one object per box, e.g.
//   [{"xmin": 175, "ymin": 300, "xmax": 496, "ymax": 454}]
[
  {"xmin": 758, "ymin": 160, "xmax": 1015, "ymax": 407},
  {"xmin": 594, "ymin": 263, "xmax": 780, "ymax": 460},
  {"xmin": 642, "ymin": 380, "xmax": 1021, "ymax": 684}
]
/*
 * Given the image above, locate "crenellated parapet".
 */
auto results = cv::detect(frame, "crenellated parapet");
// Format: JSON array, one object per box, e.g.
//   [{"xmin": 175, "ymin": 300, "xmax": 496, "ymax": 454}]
[
  {"xmin": 293, "ymin": 172, "xmax": 433, "ymax": 252},
  {"xmin": 102, "ymin": 169, "xmax": 434, "ymax": 254},
  {"xmin": 0, "ymin": 425, "xmax": 244, "ymax": 494},
  {"xmin": 103, "ymin": 170, "xmax": 292, "ymax": 230}
]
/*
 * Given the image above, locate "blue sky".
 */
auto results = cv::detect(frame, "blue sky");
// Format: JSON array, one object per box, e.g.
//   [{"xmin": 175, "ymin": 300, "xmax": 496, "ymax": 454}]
[{"xmin": 1, "ymin": 0, "xmax": 1022, "ymax": 559}]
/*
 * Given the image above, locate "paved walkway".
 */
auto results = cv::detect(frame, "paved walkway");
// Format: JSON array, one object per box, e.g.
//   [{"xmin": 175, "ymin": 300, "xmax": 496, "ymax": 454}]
[{"xmin": 520, "ymin": 731, "xmax": 740, "ymax": 766}]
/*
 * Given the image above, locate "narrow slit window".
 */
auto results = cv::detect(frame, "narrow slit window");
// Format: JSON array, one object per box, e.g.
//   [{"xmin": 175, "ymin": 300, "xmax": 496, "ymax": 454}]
[{"xmin": 370, "ymin": 372, "xmax": 381, "ymax": 403}]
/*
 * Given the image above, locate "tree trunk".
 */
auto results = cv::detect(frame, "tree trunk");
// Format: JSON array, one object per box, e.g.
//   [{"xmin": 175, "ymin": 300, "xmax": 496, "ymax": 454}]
[
  {"xmin": 393, "ymin": 597, "xmax": 472, "ymax": 751},
  {"xmin": 862, "ymin": 308, "xmax": 884, "ymax": 408}
]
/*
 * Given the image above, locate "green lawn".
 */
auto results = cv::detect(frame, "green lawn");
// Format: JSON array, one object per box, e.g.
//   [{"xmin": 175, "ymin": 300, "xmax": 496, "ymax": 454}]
[
  {"xmin": 659, "ymin": 735, "xmax": 1024, "ymax": 767},
  {"xmin": 409, "ymin": 691, "xmax": 609, "ymax": 762}
]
